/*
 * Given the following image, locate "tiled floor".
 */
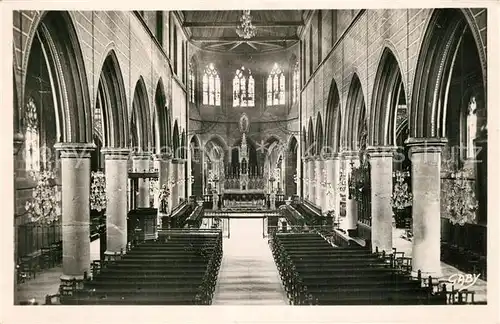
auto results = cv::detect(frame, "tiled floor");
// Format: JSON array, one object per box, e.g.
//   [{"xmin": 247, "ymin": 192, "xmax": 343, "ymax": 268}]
[
  {"xmin": 212, "ymin": 218, "xmax": 289, "ymax": 305},
  {"xmin": 14, "ymin": 239, "xmax": 101, "ymax": 305}
]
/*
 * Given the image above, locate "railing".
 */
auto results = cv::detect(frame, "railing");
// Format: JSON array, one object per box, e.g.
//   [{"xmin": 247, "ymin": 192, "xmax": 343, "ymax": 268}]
[
  {"xmin": 278, "ymin": 205, "xmax": 305, "ymax": 226},
  {"xmin": 185, "ymin": 206, "xmax": 205, "ymax": 228},
  {"xmin": 291, "ymin": 203, "xmax": 324, "ymax": 226},
  {"xmin": 204, "ymin": 210, "xmax": 279, "ymax": 217},
  {"xmin": 17, "ymin": 222, "xmax": 62, "ymax": 258}
]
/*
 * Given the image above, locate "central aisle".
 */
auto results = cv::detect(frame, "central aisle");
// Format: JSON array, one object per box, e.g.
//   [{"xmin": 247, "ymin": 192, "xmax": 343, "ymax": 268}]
[{"xmin": 212, "ymin": 218, "xmax": 289, "ymax": 305}]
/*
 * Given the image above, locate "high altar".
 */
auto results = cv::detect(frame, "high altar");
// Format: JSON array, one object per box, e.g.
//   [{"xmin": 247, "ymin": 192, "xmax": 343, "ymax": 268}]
[{"xmin": 214, "ymin": 113, "xmax": 268, "ymax": 210}]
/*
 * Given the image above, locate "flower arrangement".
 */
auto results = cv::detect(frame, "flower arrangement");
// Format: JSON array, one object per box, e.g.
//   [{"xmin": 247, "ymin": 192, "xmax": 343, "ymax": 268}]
[
  {"xmin": 25, "ymin": 170, "xmax": 61, "ymax": 224},
  {"xmin": 158, "ymin": 184, "xmax": 170, "ymax": 213},
  {"xmin": 90, "ymin": 171, "xmax": 106, "ymax": 212},
  {"xmin": 445, "ymin": 167, "xmax": 478, "ymax": 225},
  {"xmin": 391, "ymin": 170, "xmax": 412, "ymax": 210}
]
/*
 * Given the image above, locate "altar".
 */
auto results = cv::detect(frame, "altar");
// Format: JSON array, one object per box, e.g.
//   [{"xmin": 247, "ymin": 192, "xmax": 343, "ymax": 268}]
[
  {"xmin": 203, "ymin": 113, "xmax": 280, "ymax": 212},
  {"xmin": 221, "ymin": 191, "xmax": 267, "ymax": 210}
]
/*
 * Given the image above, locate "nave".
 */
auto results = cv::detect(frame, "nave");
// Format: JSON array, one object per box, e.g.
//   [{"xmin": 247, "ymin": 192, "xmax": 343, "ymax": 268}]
[{"xmin": 12, "ymin": 8, "xmax": 490, "ymax": 311}]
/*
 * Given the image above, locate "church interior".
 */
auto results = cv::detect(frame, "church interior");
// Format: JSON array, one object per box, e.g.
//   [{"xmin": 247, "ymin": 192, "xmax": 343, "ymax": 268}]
[{"xmin": 12, "ymin": 9, "xmax": 488, "ymax": 306}]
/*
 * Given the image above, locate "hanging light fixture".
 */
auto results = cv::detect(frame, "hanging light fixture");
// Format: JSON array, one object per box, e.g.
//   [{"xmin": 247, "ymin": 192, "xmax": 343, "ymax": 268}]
[{"xmin": 236, "ymin": 10, "xmax": 256, "ymax": 39}]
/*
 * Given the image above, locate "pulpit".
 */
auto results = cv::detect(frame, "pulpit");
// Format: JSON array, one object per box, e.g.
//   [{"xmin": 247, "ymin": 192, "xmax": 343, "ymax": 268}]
[
  {"xmin": 127, "ymin": 208, "xmax": 157, "ymax": 242},
  {"xmin": 128, "ymin": 168, "xmax": 159, "ymax": 241}
]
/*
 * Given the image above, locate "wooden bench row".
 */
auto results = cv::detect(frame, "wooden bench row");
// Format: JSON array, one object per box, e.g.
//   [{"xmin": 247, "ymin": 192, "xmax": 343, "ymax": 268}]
[
  {"xmin": 61, "ymin": 232, "xmax": 223, "ymax": 305},
  {"xmin": 270, "ymin": 232, "xmax": 447, "ymax": 305}
]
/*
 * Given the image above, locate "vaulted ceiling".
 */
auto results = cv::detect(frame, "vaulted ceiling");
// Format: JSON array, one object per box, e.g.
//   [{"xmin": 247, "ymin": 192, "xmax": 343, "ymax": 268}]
[{"xmin": 181, "ymin": 10, "xmax": 305, "ymax": 53}]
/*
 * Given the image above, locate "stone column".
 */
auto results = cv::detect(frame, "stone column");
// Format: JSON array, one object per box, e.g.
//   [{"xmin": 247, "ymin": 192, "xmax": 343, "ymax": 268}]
[
  {"xmin": 132, "ymin": 152, "xmax": 151, "ymax": 208},
  {"xmin": 54, "ymin": 143, "xmax": 95, "ymax": 289},
  {"xmin": 154, "ymin": 154, "xmax": 171, "ymax": 225},
  {"xmin": 309, "ymin": 157, "xmax": 316, "ymax": 204},
  {"xmin": 331, "ymin": 154, "xmax": 341, "ymax": 218},
  {"xmin": 102, "ymin": 148, "xmax": 130, "ymax": 260},
  {"xmin": 323, "ymin": 158, "xmax": 333, "ymax": 211},
  {"xmin": 315, "ymin": 158, "xmax": 324, "ymax": 211},
  {"xmin": 407, "ymin": 138, "xmax": 447, "ymax": 278},
  {"xmin": 14, "ymin": 133, "xmax": 25, "ymax": 261},
  {"xmin": 178, "ymin": 160, "xmax": 186, "ymax": 203},
  {"xmin": 342, "ymin": 152, "xmax": 359, "ymax": 232},
  {"xmin": 303, "ymin": 158, "xmax": 309, "ymax": 200},
  {"xmin": 170, "ymin": 159, "xmax": 180, "ymax": 208},
  {"xmin": 367, "ymin": 146, "xmax": 396, "ymax": 254},
  {"xmin": 187, "ymin": 147, "xmax": 193, "ymax": 199},
  {"xmin": 296, "ymin": 143, "xmax": 302, "ymax": 197}
]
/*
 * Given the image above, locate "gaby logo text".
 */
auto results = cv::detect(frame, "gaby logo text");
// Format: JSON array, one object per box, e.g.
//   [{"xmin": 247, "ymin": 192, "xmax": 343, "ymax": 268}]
[{"xmin": 448, "ymin": 273, "xmax": 480, "ymax": 291}]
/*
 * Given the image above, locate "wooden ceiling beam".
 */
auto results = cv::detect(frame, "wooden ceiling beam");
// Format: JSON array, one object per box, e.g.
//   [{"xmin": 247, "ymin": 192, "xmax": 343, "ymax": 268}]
[
  {"xmin": 191, "ymin": 36, "xmax": 299, "ymax": 42},
  {"xmin": 183, "ymin": 21, "xmax": 303, "ymax": 28}
]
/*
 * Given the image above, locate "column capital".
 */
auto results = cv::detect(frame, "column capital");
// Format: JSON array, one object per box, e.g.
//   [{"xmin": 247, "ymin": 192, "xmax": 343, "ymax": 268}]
[
  {"xmin": 303, "ymin": 156, "xmax": 312, "ymax": 162},
  {"xmin": 154, "ymin": 153, "xmax": 172, "ymax": 161},
  {"xmin": 341, "ymin": 150, "xmax": 359, "ymax": 159},
  {"xmin": 405, "ymin": 138, "xmax": 448, "ymax": 154},
  {"xmin": 323, "ymin": 152, "xmax": 342, "ymax": 160},
  {"xmin": 54, "ymin": 142, "xmax": 95, "ymax": 158},
  {"xmin": 132, "ymin": 151, "xmax": 152, "ymax": 160},
  {"xmin": 171, "ymin": 158, "xmax": 187, "ymax": 164},
  {"xmin": 102, "ymin": 147, "xmax": 130, "ymax": 160},
  {"xmin": 366, "ymin": 146, "xmax": 397, "ymax": 158}
]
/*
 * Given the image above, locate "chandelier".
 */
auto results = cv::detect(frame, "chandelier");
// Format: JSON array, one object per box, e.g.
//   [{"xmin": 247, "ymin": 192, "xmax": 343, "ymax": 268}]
[{"xmin": 236, "ymin": 10, "xmax": 256, "ymax": 39}]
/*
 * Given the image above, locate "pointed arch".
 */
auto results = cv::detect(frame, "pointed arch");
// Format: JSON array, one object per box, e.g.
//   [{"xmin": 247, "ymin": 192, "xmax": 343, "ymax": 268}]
[
  {"xmin": 344, "ymin": 73, "xmax": 367, "ymax": 151},
  {"xmin": 131, "ymin": 77, "xmax": 151, "ymax": 152},
  {"xmin": 410, "ymin": 8, "xmax": 485, "ymax": 138},
  {"xmin": 370, "ymin": 47, "xmax": 406, "ymax": 146},
  {"xmin": 315, "ymin": 112, "xmax": 324, "ymax": 156},
  {"xmin": 180, "ymin": 129, "xmax": 186, "ymax": 159},
  {"xmin": 307, "ymin": 117, "xmax": 315, "ymax": 156},
  {"xmin": 96, "ymin": 50, "xmax": 128, "ymax": 148},
  {"xmin": 285, "ymin": 135, "xmax": 299, "ymax": 196},
  {"xmin": 22, "ymin": 11, "xmax": 92, "ymax": 143},
  {"xmin": 172, "ymin": 120, "xmax": 180, "ymax": 158},
  {"xmin": 301, "ymin": 126, "xmax": 308, "ymax": 156},
  {"xmin": 154, "ymin": 78, "xmax": 168, "ymax": 154},
  {"xmin": 325, "ymin": 78, "xmax": 341, "ymax": 153}
]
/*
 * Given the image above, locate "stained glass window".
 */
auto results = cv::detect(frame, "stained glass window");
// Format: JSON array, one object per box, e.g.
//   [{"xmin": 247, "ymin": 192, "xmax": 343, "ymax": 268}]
[
  {"xmin": 233, "ymin": 66, "xmax": 254, "ymax": 107},
  {"xmin": 202, "ymin": 63, "xmax": 220, "ymax": 106},
  {"xmin": 267, "ymin": 63, "xmax": 285, "ymax": 106},
  {"xmin": 25, "ymin": 97, "xmax": 40, "ymax": 173}
]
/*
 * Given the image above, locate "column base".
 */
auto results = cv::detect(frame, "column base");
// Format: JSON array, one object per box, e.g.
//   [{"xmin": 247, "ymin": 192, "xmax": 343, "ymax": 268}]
[{"xmin": 104, "ymin": 251, "xmax": 124, "ymax": 261}]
